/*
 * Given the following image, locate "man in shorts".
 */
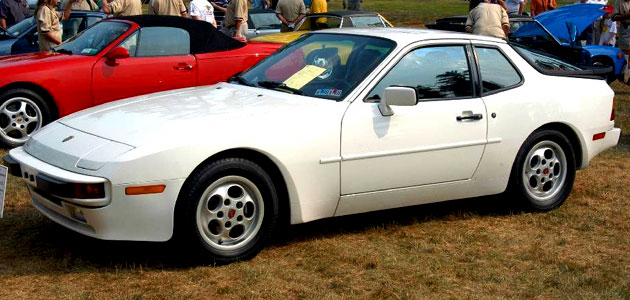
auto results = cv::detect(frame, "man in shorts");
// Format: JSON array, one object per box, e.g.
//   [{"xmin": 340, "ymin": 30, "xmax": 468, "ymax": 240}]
[{"xmin": 613, "ymin": 0, "xmax": 630, "ymax": 83}]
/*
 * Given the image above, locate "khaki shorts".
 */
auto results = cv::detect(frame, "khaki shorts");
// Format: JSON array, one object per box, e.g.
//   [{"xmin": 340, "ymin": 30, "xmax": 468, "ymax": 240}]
[{"xmin": 221, "ymin": 23, "xmax": 249, "ymax": 40}]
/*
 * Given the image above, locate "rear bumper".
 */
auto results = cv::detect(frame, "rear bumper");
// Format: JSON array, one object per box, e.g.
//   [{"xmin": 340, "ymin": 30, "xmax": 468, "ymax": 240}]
[
  {"xmin": 587, "ymin": 127, "xmax": 621, "ymax": 163},
  {"xmin": 5, "ymin": 147, "xmax": 185, "ymax": 242}
]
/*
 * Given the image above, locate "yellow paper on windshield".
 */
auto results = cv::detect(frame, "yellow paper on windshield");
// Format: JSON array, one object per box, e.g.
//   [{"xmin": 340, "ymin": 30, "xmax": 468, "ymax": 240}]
[{"xmin": 283, "ymin": 65, "xmax": 326, "ymax": 90}]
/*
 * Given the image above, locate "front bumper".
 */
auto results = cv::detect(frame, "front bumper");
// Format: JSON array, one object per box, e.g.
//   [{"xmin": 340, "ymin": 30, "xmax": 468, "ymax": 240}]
[{"xmin": 5, "ymin": 147, "xmax": 186, "ymax": 242}]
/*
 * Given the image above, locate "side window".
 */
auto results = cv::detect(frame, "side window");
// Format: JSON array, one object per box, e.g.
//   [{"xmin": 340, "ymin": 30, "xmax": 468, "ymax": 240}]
[
  {"xmin": 367, "ymin": 45, "xmax": 473, "ymax": 101},
  {"xmin": 118, "ymin": 31, "xmax": 139, "ymax": 57},
  {"xmin": 136, "ymin": 27, "xmax": 190, "ymax": 57},
  {"xmin": 87, "ymin": 16, "xmax": 103, "ymax": 27},
  {"xmin": 476, "ymin": 47, "xmax": 522, "ymax": 93},
  {"xmin": 61, "ymin": 17, "xmax": 86, "ymax": 41}
]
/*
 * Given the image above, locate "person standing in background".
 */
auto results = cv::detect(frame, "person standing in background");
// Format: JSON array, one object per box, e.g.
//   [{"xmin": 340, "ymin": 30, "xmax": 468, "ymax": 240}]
[
  {"xmin": 465, "ymin": 0, "xmax": 509, "ymax": 38},
  {"xmin": 530, "ymin": 0, "xmax": 556, "ymax": 16},
  {"xmin": 275, "ymin": 0, "xmax": 305, "ymax": 32},
  {"xmin": 505, "ymin": 0, "xmax": 525, "ymax": 14},
  {"xmin": 190, "ymin": 0, "xmax": 216, "ymax": 26},
  {"xmin": 310, "ymin": 0, "xmax": 326, "ymax": 13},
  {"xmin": 101, "ymin": 0, "xmax": 142, "ymax": 17},
  {"xmin": 0, "ymin": 0, "xmax": 32, "ymax": 29},
  {"xmin": 342, "ymin": 0, "xmax": 361, "ymax": 10},
  {"xmin": 149, "ymin": 0, "xmax": 188, "ymax": 17},
  {"xmin": 36, "ymin": 0, "xmax": 74, "ymax": 51},
  {"xmin": 612, "ymin": 0, "xmax": 630, "ymax": 83},
  {"xmin": 218, "ymin": 0, "xmax": 247, "ymax": 40}
]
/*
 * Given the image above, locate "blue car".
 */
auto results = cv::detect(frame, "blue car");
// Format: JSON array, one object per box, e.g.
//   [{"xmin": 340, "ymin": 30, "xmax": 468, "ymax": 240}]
[
  {"xmin": 427, "ymin": 4, "xmax": 626, "ymax": 83},
  {"xmin": 535, "ymin": 3, "xmax": 625, "ymax": 82},
  {"xmin": 0, "ymin": 10, "xmax": 104, "ymax": 56}
]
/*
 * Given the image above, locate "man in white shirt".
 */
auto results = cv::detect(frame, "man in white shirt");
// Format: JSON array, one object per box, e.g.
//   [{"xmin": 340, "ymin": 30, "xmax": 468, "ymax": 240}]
[
  {"xmin": 190, "ymin": 0, "xmax": 217, "ymax": 27},
  {"xmin": 505, "ymin": 0, "xmax": 525, "ymax": 14}
]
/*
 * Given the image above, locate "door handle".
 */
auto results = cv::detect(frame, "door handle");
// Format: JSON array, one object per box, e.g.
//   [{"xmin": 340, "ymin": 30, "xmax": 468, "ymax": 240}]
[
  {"xmin": 456, "ymin": 112, "xmax": 483, "ymax": 121},
  {"xmin": 173, "ymin": 63, "xmax": 194, "ymax": 70}
]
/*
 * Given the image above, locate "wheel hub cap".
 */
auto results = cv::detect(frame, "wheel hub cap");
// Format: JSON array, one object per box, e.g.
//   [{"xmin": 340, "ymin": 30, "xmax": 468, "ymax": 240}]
[
  {"xmin": 522, "ymin": 140, "xmax": 567, "ymax": 203},
  {"xmin": 195, "ymin": 176, "xmax": 265, "ymax": 251},
  {"xmin": 0, "ymin": 96, "xmax": 43, "ymax": 145}
]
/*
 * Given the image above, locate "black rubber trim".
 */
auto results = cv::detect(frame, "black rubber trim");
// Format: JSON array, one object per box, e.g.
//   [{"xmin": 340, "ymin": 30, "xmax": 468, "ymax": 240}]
[{"xmin": 2, "ymin": 155, "xmax": 22, "ymax": 177}]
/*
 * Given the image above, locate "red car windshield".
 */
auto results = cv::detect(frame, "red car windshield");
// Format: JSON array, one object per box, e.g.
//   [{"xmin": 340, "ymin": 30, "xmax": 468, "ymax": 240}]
[{"xmin": 55, "ymin": 21, "xmax": 130, "ymax": 56}]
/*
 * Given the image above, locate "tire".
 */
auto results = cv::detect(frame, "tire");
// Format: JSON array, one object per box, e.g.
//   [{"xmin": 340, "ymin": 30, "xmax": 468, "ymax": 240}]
[
  {"xmin": 508, "ymin": 130, "xmax": 576, "ymax": 211},
  {"xmin": 0, "ymin": 88, "xmax": 53, "ymax": 148},
  {"xmin": 592, "ymin": 57, "xmax": 616, "ymax": 84},
  {"xmin": 178, "ymin": 158, "xmax": 279, "ymax": 264}
]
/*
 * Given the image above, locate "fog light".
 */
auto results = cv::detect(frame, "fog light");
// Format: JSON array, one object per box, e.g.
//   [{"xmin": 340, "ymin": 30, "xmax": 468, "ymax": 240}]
[{"xmin": 75, "ymin": 183, "xmax": 105, "ymax": 199}]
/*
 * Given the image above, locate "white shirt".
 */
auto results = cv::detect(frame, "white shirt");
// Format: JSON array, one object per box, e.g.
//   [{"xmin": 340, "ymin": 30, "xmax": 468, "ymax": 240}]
[
  {"xmin": 506, "ymin": 0, "xmax": 523, "ymax": 14},
  {"xmin": 600, "ymin": 18, "xmax": 617, "ymax": 45},
  {"xmin": 189, "ymin": 0, "xmax": 215, "ymax": 25}
]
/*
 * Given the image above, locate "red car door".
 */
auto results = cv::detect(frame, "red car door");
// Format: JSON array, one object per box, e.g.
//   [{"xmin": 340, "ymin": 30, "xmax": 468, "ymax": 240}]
[{"xmin": 91, "ymin": 27, "xmax": 198, "ymax": 105}]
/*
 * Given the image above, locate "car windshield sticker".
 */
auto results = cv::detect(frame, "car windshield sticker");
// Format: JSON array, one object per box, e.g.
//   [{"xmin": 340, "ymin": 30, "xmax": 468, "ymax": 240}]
[
  {"xmin": 80, "ymin": 48, "xmax": 98, "ymax": 55},
  {"xmin": 283, "ymin": 65, "xmax": 326, "ymax": 90},
  {"xmin": 315, "ymin": 88, "xmax": 342, "ymax": 97}
]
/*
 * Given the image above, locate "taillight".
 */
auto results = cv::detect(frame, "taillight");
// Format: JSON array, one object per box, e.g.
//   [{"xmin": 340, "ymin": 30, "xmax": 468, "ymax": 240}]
[{"xmin": 611, "ymin": 97, "xmax": 615, "ymax": 121}]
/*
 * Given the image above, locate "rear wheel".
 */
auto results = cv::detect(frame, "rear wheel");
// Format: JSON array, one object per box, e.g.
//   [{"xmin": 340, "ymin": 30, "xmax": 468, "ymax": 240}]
[
  {"xmin": 178, "ymin": 158, "xmax": 279, "ymax": 264},
  {"xmin": 0, "ymin": 88, "xmax": 53, "ymax": 147},
  {"xmin": 508, "ymin": 130, "xmax": 576, "ymax": 211}
]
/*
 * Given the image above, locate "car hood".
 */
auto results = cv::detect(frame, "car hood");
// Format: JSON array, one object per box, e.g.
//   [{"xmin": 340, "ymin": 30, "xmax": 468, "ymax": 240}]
[
  {"xmin": 57, "ymin": 82, "xmax": 341, "ymax": 147},
  {"xmin": 0, "ymin": 51, "xmax": 81, "ymax": 68},
  {"xmin": 0, "ymin": 38, "xmax": 16, "ymax": 55},
  {"xmin": 535, "ymin": 3, "xmax": 606, "ymax": 43}
]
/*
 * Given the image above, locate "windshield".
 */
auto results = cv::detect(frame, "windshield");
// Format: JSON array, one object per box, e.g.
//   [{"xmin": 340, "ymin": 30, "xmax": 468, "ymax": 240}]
[
  {"xmin": 6, "ymin": 17, "xmax": 36, "ymax": 38},
  {"xmin": 55, "ymin": 21, "xmax": 130, "ymax": 55},
  {"xmin": 236, "ymin": 33, "xmax": 396, "ymax": 100},
  {"xmin": 350, "ymin": 16, "xmax": 386, "ymax": 28},
  {"xmin": 250, "ymin": 12, "xmax": 282, "ymax": 29},
  {"xmin": 296, "ymin": 16, "xmax": 342, "ymax": 31},
  {"xmin": 509, "ymin": 20, "xmax": 557, "ymax": 45}
]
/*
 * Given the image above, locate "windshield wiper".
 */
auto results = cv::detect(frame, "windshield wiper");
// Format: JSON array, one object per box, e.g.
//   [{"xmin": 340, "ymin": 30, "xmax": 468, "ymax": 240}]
[
  {"xmin": 228, "ymin": 74, "xmax": 255, "ymax": 87},
  {"xmin": 52, "ymin": 48, "xmax": 72, "ymax": 55},
  {"xmin": 256, "ymin": 80, "xmax": 303, "ymax": 95}
]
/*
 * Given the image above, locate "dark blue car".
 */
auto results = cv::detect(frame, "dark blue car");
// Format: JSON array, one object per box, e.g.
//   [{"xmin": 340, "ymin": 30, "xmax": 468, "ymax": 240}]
[{"xmin": 0, "ymin": 10, "xmax": 104, "ymax": 56}]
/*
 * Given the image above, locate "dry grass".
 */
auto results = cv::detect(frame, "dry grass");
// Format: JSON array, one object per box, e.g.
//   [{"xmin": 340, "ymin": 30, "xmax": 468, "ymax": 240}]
[{"xmin": 1, "ymin": 3, "xmax": 630, "ymax": 298}]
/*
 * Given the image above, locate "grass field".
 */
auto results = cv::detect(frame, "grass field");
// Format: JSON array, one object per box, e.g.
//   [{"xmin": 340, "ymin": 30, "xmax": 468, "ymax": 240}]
[{"xmin": 1, "ymin": 1, "xmax": 630, "ymax": 299}]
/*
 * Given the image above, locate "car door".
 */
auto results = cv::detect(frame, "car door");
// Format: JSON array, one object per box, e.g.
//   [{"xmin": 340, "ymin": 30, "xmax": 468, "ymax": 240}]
[
  {"xmin": 340, "ymin": 42, "xmax": 487, "ymax": 195},
  {"xmin": 91, "ymin": 26, "xmax": 197, "ymax": 105}
]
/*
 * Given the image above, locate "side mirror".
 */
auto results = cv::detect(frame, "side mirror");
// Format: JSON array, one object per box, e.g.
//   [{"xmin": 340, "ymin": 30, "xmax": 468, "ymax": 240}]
[
  {"xmin": 378, "ymin": 86, "xmax": 417, "ymax": 116},
  {"xmin": 566, "ymin": 22, "xmax": 578, "ymax": 45},
  {"xmin": 105, "ymin": 46, "xmax": 129, "ymax": 66}
]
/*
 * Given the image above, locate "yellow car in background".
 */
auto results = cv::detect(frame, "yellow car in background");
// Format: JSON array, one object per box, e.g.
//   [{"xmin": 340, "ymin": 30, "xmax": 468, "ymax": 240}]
[{"xmin": 251, "ymin": 11, "xmax": 393, "ymax": 44}]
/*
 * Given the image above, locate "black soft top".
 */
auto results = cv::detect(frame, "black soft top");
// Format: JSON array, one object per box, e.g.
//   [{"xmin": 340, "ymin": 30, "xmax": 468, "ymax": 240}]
[{"xmin": 113, "ymin": 15, "xmax": 246, "ymax": 54}]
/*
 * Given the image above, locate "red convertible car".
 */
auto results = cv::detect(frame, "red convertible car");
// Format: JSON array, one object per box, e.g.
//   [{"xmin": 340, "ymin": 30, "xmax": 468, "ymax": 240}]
[{"xmin": 0, "ymin": 15, "xmax": 282, "ymax": 147}]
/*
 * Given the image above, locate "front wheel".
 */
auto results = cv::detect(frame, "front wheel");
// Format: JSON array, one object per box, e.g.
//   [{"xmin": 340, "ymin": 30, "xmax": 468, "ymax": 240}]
[
  {"xmin": 508, "ymin": 130, "xmax": 576, "ymax": 211},
  {"xmin": 178, "ymin": 158, "xmax": 279, "ymax": 264},
  {"xmin": 0, "ymin": 88, "xmax": 53, "ymax": 147}
]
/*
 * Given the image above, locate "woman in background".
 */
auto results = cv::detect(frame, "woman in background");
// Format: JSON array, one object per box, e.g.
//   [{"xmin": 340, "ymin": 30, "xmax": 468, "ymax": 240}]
[{"xmin": 35, "ymin": 0, "xmax": 74, "ymax": 51}]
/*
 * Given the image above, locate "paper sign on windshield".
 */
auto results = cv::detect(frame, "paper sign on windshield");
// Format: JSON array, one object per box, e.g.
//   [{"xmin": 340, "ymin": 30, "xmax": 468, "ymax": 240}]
[
  {"xmin": 283, "ymin": 65, "xmax": 326, "ymax": 90},
  {"xmin": 0, "ymin": 165, "xmax": 7, "ymax": 218}
]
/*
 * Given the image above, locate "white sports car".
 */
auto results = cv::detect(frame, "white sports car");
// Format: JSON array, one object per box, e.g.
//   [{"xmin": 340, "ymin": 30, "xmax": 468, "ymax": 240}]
[{"xmin": 5, "ymin": 28, "xmax": 621, "ymax": 263}]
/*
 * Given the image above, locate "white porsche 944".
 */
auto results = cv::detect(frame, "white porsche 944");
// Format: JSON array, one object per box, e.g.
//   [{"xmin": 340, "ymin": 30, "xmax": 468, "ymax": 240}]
[{"xmin": 5, "ymin": 28, "xmax": 620, "ymax": 263}]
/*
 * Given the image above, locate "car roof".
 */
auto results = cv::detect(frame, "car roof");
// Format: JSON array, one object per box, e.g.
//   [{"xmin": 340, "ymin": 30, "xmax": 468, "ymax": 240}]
[
  {"xmin": 306, "ymin": 10, "xmax": 380, "ymax": 17},
  {"xmin": 111, "ymin": 15, "xmax": 246, "ymax": 54},
  {"xmin": 314, "ymin": 27, "xmax": 508, "ymax": 46}
]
